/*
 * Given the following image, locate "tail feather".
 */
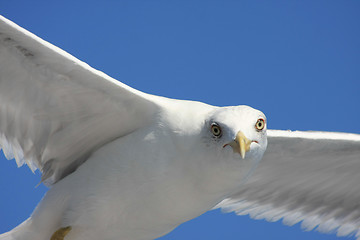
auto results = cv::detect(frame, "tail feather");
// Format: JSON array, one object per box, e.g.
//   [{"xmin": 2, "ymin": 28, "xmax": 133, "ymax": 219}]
[
  {"xmin": 0, "ymin": 231, "xmax": 13, "ymax": 240},
  {"xmin": 0, "ymin": 217, "xmax": 50, "ymax": 240},
  {"xmin": 0, "ymin": 218, "xmax": 31, "ymax": 240}
]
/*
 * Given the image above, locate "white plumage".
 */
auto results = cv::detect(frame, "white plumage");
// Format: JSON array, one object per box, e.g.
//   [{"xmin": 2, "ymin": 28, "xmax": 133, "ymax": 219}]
[{"xmin": 0, "ymin": 15, "xmax": 360, "ymax": 240}]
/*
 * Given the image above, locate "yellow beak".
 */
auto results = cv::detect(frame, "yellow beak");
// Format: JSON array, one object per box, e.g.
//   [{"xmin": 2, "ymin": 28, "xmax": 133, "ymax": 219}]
[{"xmin": 224, "ymin": 131, "xmax": 252, "ymax": 159}]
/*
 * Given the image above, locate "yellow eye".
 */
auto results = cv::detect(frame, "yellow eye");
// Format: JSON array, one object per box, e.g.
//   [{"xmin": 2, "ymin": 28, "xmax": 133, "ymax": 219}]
[
  {"xmin": 211, "ymin": 123, "xmax": 222, "ymax": 137},
  {"xmin": 255, "ymin": 118, "xmax": 265, "ymax": 131}
]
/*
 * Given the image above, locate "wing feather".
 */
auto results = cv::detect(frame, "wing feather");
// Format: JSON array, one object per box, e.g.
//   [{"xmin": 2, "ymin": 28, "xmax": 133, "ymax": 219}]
[
  {"xmin": 217, "ymin": 130, "xmax": 360, "ymax": 238},
  {"xmin": 0, "ymin": 15, "xmax": 160, "ymax": 185}
]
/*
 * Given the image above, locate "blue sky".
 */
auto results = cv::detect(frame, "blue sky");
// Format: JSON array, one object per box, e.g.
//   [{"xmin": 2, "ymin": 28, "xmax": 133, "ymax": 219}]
[{"xmin": 0, "ymin": 1, "xmax": 359, "ymax": 239}]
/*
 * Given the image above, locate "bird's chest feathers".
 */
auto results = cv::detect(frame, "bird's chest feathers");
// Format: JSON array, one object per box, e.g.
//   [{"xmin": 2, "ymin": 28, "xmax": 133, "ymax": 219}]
[{"xmin": 69, "ymin": 126, "xmax": 258, "ymax": 239}]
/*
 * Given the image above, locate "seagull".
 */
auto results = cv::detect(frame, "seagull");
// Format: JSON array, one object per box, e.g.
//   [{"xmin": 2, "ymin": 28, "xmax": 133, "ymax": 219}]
[{"xmin": 0, "ymin": 15, "xmax": 360, "ymax": 240}]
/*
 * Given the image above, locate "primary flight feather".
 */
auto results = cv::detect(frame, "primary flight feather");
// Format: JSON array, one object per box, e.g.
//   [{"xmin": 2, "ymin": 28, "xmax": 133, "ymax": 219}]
[{"xmin": 0, "ymin": 15, "xmax": 359, "ymax": 240}]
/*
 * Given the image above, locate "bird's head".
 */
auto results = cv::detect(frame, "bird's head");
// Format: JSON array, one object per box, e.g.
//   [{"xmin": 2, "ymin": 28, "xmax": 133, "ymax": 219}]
[
  {"xmin": 162, "ymin": 103, "xmax": 268, "ymax": 196},
  {"xmin": 195, "ymin": 105, "xmax": 268, "ymax": 195},
  {"xmin": 204, "ymin": 105, "xmax": 268, "ymax": 162}
]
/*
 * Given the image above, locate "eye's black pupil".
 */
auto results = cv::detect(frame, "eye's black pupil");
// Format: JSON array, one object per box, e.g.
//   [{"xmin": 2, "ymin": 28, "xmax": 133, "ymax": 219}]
[
  {"xmin": 256, "ymin": 120, "xmax": 264, "ymax": 129},
  {"xmin": 212, "ymin": 126, "xmax": 220, "ymax": 135}
]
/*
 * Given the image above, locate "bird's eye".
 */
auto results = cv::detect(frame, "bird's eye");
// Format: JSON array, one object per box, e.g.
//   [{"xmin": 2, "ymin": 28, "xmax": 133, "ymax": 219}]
[
  {"xmin": 211, "ymin": 123, "xmax": 222, "ymax": 137},
  {"xmin": 255, "ymin": 118, "xmax": 265, "ymax": 131}
]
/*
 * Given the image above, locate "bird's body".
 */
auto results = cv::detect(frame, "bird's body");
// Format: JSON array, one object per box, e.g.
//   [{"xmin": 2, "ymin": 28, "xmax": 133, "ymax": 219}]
[
  {"xmin": 5, "ymin": 101, "xmax": 265, "ymax": 240},
  {"xmin": 0, "ymin": 14, "xmax": 360, "ymax": 240}
]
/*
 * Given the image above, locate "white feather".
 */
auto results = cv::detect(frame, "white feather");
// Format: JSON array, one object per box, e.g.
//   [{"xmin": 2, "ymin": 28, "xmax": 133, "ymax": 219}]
[
  {"xmin": 217, "ymin": 130, "xmax": 360, "ymax": 238},
  {"xmin": 0, "ymin": 15, "xmax": 159, "ymax": 185}
]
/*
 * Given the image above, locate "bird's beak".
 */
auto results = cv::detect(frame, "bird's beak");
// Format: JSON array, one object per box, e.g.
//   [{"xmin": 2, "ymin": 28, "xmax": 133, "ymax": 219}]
[{"xmin": 223, "ymin": 131, "xmax": 252, "ymax": 159}]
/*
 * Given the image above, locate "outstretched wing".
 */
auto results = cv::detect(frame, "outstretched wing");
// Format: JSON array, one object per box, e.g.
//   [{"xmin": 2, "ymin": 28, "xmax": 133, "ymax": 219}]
[
  {"xmin": 0, "ymin": 15, "xmax": 159, "ymax": 185},
  {"xmin": 216, "ymin": 130, "xmax": 360, "ymax": 238}
]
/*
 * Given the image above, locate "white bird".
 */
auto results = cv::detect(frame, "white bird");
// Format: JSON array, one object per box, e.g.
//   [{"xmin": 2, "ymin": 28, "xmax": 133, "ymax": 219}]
[{"xmin": 0, "ymin": 15, "xmax": 360, "ymax": 240}]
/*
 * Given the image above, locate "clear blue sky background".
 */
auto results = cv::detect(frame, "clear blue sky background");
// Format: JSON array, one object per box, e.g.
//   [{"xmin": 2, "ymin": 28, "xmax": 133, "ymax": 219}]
[{"xmin": 0, "ymin": 1, "xmax": 359, "ymax": 240}]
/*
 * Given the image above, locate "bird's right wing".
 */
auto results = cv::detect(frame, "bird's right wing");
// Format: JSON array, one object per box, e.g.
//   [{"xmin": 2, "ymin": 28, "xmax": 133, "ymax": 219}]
[
  {"xmin": 0, "ymin": 15, "xmax": 161, "ymax": 185},
  {"xmin": 216, "ymin": 130, "xmax": 360, "ymax": 238}
]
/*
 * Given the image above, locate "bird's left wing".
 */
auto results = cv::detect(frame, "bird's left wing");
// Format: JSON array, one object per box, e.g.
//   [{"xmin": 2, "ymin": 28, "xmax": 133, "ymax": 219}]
[
  {"xmin": 216, "ymin": 130, "xmax": 360, "ymax": 238},
  {"xmin": 0, "ymin": 15, "xmax": 160, "ymax": 185}
]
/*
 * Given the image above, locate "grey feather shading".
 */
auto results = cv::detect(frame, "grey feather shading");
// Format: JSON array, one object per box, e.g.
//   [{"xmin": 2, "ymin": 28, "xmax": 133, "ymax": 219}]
[
  {"xmin": 0, "ymin": 16, "xmax": 159, "ymax": 185},
  {"xmin": 217, "ymin": 130, "xmax": 360, "ymax": 238}
]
